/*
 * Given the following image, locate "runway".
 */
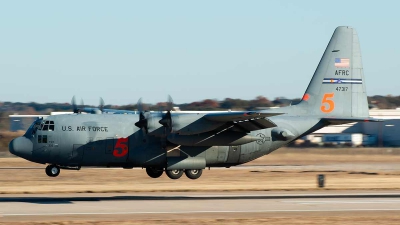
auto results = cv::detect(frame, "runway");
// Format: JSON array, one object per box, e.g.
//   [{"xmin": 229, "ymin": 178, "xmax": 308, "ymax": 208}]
[{"xmin": 1, "ymin": 191, "xmax": 400, "ymax": 223}]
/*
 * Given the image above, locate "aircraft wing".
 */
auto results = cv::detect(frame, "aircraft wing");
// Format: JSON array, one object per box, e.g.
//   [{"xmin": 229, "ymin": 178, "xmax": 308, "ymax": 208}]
[
  {"xmin": 81, "ymin": 108, "xmax": 137, "ymax": 114},
  {"xmin": 204, "ymin": 111, "xmax": 283, "ymax": 132},
  {"xmin": 103, "ymin": 109, "xmax": 137, "ymax": 114},
  {"xmin": 322, "ymin": 117, "xmax": 383, "ymax": 125}
]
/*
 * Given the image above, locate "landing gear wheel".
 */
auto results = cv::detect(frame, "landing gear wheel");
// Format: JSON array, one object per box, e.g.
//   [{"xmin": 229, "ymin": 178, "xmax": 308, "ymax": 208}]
[
  {"xmin": 45, "ymin": 164, "xmax": 60, "ymax": 177},
  {"xmin": 185, "ymin": 169, "xmax": 203, "ymax": 180},
  {"xmin": 146, "ymin": 167, "xmax": 163, "ymax": 178},
  {"xmin": 165, "ymin": 169, "xmax": 183, "ymax": 179}
]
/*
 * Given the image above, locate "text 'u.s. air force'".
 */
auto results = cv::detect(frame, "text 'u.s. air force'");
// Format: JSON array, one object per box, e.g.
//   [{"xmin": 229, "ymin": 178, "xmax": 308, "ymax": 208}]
[{"xmin": 62, "ymin": 126, "xmax": 108, "ymax": 132}]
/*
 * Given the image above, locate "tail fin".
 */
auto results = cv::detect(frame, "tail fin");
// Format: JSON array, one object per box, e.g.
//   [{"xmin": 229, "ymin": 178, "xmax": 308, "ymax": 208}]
[{"xmin": 298, "ymin": 26, "xmax": 369, "ymax": 118}]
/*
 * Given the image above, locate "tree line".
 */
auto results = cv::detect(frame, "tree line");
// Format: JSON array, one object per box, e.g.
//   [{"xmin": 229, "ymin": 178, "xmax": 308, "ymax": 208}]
[{"xmin": 0, "ymin": 95, "xmax": 398, "ymax": 116}]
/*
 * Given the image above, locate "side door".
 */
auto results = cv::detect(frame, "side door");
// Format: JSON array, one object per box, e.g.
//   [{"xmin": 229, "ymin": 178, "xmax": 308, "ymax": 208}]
[
  {"xmin": 33, "ymin": 133, "xmax": 50, "ymax": 160},
  {"xmin": 226, "ymin": 146, "xmax": 241, "ymax": 164},
  {"xmin": 33, "ymin": 120, "xmax": 58, "ymax": 161}
]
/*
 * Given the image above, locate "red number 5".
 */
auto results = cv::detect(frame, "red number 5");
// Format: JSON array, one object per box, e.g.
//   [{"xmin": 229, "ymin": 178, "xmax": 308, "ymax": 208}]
[
  {"xmin": 320, "ymin": 93, "xmax": 335, "ymax": 113},
  {"xmin": 113, "ymin": 137, "xmax": 129, "ymax": 157}
]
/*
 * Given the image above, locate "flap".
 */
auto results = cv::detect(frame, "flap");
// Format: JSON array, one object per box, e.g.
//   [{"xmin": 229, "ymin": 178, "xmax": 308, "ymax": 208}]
[
  {"xmin": 232, "ymin": 118, "xmax": 277, "ymax": 132},
  {"xmin": 322, "ymin": 117, "xmax": 383, "ymax": 125},
  {"xmin": 204, "ymin": 111, "xmax": 283, "ymax": 122}
]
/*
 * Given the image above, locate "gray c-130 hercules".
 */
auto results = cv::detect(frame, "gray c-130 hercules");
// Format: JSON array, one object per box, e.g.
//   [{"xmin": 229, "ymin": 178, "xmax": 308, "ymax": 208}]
[{"xmin": 9, "ymin": 26, "xmax": 380, "ymax": 180}]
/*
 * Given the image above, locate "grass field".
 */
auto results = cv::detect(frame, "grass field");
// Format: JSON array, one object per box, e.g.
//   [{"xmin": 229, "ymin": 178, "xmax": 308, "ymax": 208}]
[{"xmin": 2, "ymin": 215, "xmax": 400, "ymax": 225}]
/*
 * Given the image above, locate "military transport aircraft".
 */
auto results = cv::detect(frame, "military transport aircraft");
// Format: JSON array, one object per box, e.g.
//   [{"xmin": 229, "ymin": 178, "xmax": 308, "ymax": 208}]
[{"xmin": 9, "ymin": 26, "xmax": 379, "ymax": 180}]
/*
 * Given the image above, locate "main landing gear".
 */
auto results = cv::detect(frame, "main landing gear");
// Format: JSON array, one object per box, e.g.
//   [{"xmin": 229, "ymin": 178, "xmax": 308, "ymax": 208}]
[
  {"xmin": 184, "ymin": 169, "xmax": 202, "ymax": 180},
  {"xmin": 165, "ymin": 169, "xmax": 184, "ymax": 179},
  {"xmin": 146, "ymin": 167, "xmax": 164, "ymax": 178},
  {"xmin": 145, "ymin": 168, "xmax": 203, "ymax": 180},
  {"xmin": 45, "ymin": 164, "xmax": 60, "ymax": 177}
]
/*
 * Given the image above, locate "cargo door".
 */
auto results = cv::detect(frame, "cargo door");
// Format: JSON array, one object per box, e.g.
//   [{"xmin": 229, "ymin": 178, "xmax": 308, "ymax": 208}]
[{"xmin": 217, "ymin": 146, "xmax": 228, "ymax": 163}]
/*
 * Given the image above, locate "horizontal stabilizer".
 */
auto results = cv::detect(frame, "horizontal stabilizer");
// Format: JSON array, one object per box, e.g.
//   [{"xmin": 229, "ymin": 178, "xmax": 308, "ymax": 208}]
[
  {"xmin": 204, "ymin": 112, "xmax": 283, "ymax": 122},
  {"xmin": 322, "ymin": 117, "xmax": 383, "ymax": 125}
]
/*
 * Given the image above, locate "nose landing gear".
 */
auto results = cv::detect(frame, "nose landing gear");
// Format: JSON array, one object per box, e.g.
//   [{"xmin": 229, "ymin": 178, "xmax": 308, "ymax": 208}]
[{"xmin": 45, "ymin": 164, "xmax": 60, "ymax": 177}]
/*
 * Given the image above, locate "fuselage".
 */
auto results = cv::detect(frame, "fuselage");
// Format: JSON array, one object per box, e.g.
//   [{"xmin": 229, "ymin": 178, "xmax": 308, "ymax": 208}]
[{"xmin": 9, "ymin": 111, "xmax": 324, "ymax": 169}]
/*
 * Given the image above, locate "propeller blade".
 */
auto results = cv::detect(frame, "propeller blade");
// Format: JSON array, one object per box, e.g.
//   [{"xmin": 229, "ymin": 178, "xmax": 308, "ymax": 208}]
[
  {"xmin": 137, "ymin": 98, "xmax": 143, "ymax": 112},
  {"xmin": 80, "ymin": 99, "xmax": 84, "ymax": 109},
  {"xmin": 99, "ymin": 97, "xmax": 105, "ymax": 112},
  {"xmin": 71, "ymin": 96, "xmax": 79, "ymax": 113},
  {"xmin": 167, "ymin": 95, "xmax": 173, "ymax": 111}
]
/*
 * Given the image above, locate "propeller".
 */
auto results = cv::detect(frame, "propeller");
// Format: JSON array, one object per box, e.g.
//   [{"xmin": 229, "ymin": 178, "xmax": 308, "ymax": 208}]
[
  {"xmin": 159, "ymin": 95, "xmax": 173, "ymax": 130},
  {"xmin": 135, "ymin": 96, "xmax": 174, "ymax": 135},
  {"xmin": 135, "ymin": 98, "xmax": 149, "ymax": 133},
  {"xmin": 158, "ymin": 95, "xmax": 176, "ymax": 149},
  {"xmin": 72, "ymin": 96, "xmax": 106, "ymax": 114}
]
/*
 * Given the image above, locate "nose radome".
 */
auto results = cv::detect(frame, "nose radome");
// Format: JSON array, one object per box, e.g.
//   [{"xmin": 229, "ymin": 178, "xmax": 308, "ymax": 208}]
[{"xmin": 9, "ymin": 137, "xmax": 33, "ymax": 158}]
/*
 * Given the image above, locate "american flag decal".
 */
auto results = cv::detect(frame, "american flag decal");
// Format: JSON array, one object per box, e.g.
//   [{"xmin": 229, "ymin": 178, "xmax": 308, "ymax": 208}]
[{"xmin": 335, "ymin": 58, "xmax": 350, "ymax": 67}]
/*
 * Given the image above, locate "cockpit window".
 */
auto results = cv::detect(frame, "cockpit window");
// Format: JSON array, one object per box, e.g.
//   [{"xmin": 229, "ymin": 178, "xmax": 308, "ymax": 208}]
[
  {"xmin": 24, "ymin": 118, "xmax": 43, "ymax": 137},
  {"xmin": 39, "ymin": 120, "xmax": 55, "ymax": 131}
]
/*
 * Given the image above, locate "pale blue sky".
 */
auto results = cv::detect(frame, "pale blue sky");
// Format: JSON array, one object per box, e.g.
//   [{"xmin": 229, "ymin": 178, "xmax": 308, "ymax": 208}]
[{"xmin": 1, "ymin": 1, "xmax": 399, "ymax": 105}]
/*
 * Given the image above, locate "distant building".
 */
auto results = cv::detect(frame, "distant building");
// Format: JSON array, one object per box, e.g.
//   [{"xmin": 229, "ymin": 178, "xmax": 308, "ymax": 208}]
[
  {"xmin": 307, "ymin": 110, "xmax": 400, "ymax": 147},
  {"xmin": 9, "ymin": 115, "xmax": 46, "ymax": 132}
]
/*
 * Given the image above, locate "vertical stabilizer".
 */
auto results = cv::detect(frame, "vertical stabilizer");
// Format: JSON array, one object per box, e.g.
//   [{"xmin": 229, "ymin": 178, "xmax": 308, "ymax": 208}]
[{"xmin": 298, "ymin": 26, "xmax": 369, "ymax": 118}]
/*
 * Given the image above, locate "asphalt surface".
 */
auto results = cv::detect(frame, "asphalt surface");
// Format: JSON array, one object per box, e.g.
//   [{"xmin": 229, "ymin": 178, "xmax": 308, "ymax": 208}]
[
  {"xmin": 2, "ymin": 162, "xmax": 400, "ymax": 171},
  {"xmin": 1, "ymin": 191, "xmax": 400, "ymax": 222}
]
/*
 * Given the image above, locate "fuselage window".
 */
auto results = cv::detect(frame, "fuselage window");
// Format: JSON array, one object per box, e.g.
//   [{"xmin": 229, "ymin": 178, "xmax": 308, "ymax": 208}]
[
  {"xmin": 42, "ymin": 135, "xmax": 48, "ymax": 143},
  {"xmin": 38, "ymin": 135, "xmax": 42, "ymax": 143}
]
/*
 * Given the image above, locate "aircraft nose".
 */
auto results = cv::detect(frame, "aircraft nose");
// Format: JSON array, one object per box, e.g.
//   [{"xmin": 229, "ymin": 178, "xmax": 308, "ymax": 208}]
[{"xmin": 9, "ymin": 137, "xmax": 33, "ymax": 158}]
